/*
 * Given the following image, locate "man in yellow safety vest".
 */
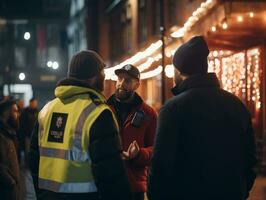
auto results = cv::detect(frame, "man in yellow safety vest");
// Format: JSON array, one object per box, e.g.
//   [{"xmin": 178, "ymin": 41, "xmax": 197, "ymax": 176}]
[{"xmin": 29, "ymin": 50, "xmax": 132, "ymax": 200}]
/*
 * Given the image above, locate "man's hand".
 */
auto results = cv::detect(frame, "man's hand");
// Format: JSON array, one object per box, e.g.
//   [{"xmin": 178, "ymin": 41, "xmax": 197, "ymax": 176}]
[{"xmin": 122, "ymin": 140, "xmax": 140, "ymax": 160}]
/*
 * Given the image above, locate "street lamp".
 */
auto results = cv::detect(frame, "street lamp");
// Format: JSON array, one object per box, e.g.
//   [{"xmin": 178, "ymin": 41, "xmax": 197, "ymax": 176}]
[
  {"xmin": 24, "ymin": 32, "xmax": 31, "ymax": 40},
  {"xmin": 47, "ymin": 60, "xmax": 59, "ymax": 69},
  {"xmin": 47, "ymin": 61, "xmax": 53, "ymax": 68},
  {"xmin": 52, "ymin": 61, "xmax": 59, "ymax": 70},
  {"xmin": 19, "ymin": 72, "xmax": 26, "ymax": 81}
]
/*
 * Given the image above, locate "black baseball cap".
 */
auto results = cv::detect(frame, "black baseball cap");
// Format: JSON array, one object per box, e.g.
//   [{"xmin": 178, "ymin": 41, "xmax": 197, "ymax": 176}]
[{"xmin": 115, "ymin": 64, "xmax": 140, "ymax": 80}]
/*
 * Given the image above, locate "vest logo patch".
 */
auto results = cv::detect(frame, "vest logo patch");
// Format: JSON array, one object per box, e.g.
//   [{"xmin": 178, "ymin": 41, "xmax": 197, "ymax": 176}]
[{"xmin": 48, "ymin": 112, "xmax": 68, "ymax": 143}]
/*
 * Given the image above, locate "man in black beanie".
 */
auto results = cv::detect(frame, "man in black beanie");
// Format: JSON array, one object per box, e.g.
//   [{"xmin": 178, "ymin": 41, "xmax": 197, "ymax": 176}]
[
  {"xmin": 29, "ymin": 50, "xmax": 132, "ymax": 200},
  {"xmin": 148, "ymin": 36, "xmax": 256, "ymax": 200}
]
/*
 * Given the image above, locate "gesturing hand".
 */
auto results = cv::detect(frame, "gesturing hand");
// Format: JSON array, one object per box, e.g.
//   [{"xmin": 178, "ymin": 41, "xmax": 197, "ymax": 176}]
[{"xmin": 122, "ymin": 140, "xmax": 140, "ymax": 160}]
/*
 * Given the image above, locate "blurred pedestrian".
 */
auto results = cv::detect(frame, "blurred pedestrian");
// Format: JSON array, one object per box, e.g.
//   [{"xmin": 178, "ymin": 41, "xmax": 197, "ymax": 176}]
[
  {"xmin": 18, "ymin": 98, "xmax": 38, "ymax": 166},
  {"xmin": 148, "ymin": 36, "xmax": 257, "ymax": 200},
  {"xmin": 29, "ymin": 50, "xmax": 132, "ymax": 200},
  {"xmin": 0, "ymin": 99, "xmax": 21, "ymax": 200},
  {"xmin": 107, "ymin": 64, "xmax": 157, "ymax": 200},
  {"xmin": 17, "ymin": 99, "xmax": 25, "ymax": 114}
]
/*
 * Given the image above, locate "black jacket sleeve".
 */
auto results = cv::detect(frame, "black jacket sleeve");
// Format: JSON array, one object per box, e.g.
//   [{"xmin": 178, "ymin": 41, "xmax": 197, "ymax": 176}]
[
  {"xmin": 28, "ymin": 123, "xmax": 40, "ymax": 193},
  {"xmin": 244, "ymin": 115, "xmax": 257, "ymax": 198},
  {"xmin": 89, "ymin": 109, "xmax": 132, "ymax": 200},
  {"xmin": 147, "ymin": 103, "xmax": 179, "ymax": 200}
]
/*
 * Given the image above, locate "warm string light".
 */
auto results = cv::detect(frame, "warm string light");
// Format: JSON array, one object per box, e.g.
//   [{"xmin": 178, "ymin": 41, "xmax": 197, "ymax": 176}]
[
  {"xmin": 237, "ymin": 16, "xmax": 243, "ymax": 22},
  {"xmin": 208, "ymin": 50, "xmax": 232, "ymax": 76},
  {"xmin": 138, "ymin": 57, "xmax": 155, "ymax": 72},
  {"xmin": 211, "ymin": 12, "xmax": 255, "ymax": 32},
  {"xmin": 106, "ymin": 0, "xmax": 217, "ymax": 80},
  {"xmin": 209, "ymin": 48, "xmax": 261, "ymax": 111},
  {"xmin": 249, "ymin": 12, "xmax": 254, "ymax": 18},
  {"xmin": 140, "ymin": 66, "xmax": 163, "ymax": 79},
  {"xmin": 222, "ymin": 21, "xmax": 228, "ymax": 29},
  {"xmin": 211, "ymin": 26, "xmax": 216, "ymax": 32},
  {"xmin": 106, "ymin": 47, "xmax": 177, "ymax": 80},
  {"xmin": 105, "ymin": 0, "xmax": 256, "ymax": 81},
  {"xmin": 105, "ymin": 40, "xmax": 163, "ymax": 80},
  {"xmin": 171, "ymin": 0, "xmax": 217, "ymax": 38},
  {"xmin": 165, "ymin": 65, "xmax": 175, "ymax": 78},
  {"xmin": 247, "ymin": 48, "xmax": 261, "ymax": 110},
  {"xmin": 221, "ymin": 52, "xmax": 245, "ymax": 97}
]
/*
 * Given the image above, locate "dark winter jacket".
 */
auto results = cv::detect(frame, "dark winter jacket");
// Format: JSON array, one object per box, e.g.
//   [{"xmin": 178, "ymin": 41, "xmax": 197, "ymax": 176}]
[
  {"xmin": 28, "ymin": 77, "xmax": 132, "ymax": 200},
  {"xmin": 18, "ymin": 106, "xmax": 38, "ymax": 164},
  {"xmin": 148, "ymin": 73, "xmax": 257, "ymax": 200},
  {"xmin": 108, "ymin": 93, "xmax": 157, "ymax": 193},
  {"xmin": 19, "ymin": 107, "xmax": 38, "ymax": 138},
  {"xmin": 0, "ymin": 120, "xmax": 20, "ymax": 200}
]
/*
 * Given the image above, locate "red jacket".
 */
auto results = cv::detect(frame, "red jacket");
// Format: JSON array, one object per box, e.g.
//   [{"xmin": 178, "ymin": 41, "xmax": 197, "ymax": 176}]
[{"xmin": 107, "ymin": 94, "xmax": 157, "ymax": 193}]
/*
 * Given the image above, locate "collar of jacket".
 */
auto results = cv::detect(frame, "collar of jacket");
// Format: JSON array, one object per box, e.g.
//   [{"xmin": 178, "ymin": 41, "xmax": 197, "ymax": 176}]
[
  {"xmin": 55, "ymin": 77, "xmax": 106, "ymax": 102},
  {"xmin": 0, "ymin": 120, "xmax": 17, "ymax": 139},
  {"xmin": 171, "ymin": 73, "xmax": 220, "ymax": 96},
  {"xmin": 107, "ymin": 92, "xmax": 143, "ymax": 108}
]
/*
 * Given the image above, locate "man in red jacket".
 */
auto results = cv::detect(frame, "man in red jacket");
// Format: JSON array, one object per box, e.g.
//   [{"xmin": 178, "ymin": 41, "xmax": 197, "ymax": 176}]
[{"xmin": 107, "ymin": 64, "xmax": 157, "ymax": 200}]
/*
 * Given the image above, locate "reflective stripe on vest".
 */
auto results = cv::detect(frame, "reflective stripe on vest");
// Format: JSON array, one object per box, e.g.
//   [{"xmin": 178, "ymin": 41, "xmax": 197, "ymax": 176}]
[
  {"xmin": 38, "ymin": 101, "xmax": 100, "ymax": 193},
  {"xmin": 39, "ymin": 146, "xmax": 90, "ymax": 162},
  {"xmin": 73, "ymin": 102, "xmax": 97, "ymax": 150},
  {"xmin": 39, "ymin": 178, "xmax": 97, "ymax": 193},
  {"xmin": 39, "ymin": 102, "xmax": 97, "ymax": 162}
]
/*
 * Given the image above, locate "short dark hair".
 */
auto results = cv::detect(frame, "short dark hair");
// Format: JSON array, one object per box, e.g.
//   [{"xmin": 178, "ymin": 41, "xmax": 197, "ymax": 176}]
[
  {"xmin": 30, "ymin": 97, "xmax": 36, "ymax": 102},
  {"xmin": 0, "ymin": 100, "xmax": 16, "ymax": 115}
]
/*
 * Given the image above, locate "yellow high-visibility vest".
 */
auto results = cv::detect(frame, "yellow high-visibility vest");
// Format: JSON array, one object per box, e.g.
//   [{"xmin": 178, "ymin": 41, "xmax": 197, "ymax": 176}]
[{"xmin": 38, "ymin": 85, "xmax": 117, "ymax": 193}]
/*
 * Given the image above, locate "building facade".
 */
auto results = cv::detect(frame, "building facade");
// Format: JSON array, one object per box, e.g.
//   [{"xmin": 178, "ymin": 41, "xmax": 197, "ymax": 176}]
[
  {"xmin": 89, "ymin": 0, "xmax": 266, "ymax": 171},
  {"xmin": 0, "ymin": 0, "xmax": 70, "ymax": 107}
]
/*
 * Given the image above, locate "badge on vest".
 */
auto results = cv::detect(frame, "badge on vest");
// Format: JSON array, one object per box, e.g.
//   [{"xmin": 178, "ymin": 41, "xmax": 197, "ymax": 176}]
[{"xmin": 48, "ymin": 112, "xmax": 68, "ymax": 143}]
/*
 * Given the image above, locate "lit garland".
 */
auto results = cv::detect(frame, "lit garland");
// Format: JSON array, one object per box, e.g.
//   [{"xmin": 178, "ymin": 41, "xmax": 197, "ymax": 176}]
[
  {"xmin": 171, "ymin": 0, "xmax": 217, "ymax": 38},
  {"xmin": 221, "ymin": 52, "xmax": 246, "ymax": 97},
  {"xmin": 247, "ymin": 48, "xmax": 261, "ymax": 110},
  {"xmin": 140, "ymin": 66, "xmax": 163, "ymax": 80},
  {"xmin": 105, "ymin": 0, "xmax": 260, "ymax": 86},
  {"xmin": 138, "ymin": 57, "xmax": 155, "ymax": 72},
  {"xmin": 209, "ymin": 48, "xmax": 261, "ymax": 111},
  {"xmin": 165, "ymin": 65, "xmax": 175, "ymax": 78},
  {"xmin": 105, "ymin": 0, "xmax": 217, "ymax": 80},
  {"xmin": 105, "ymin": 40, "xmax": 162, "ymax": 80}
]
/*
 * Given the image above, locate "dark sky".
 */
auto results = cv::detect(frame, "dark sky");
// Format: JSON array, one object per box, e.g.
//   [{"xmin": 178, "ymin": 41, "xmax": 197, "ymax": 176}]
[{"xmin": 0, "ymin": 0, "xmax": 71, "ymax": 20}]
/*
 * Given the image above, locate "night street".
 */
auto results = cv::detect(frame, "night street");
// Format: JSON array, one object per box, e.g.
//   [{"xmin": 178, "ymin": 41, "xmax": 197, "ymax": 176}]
[{"xmin": 1, "ymin": 0, "xmax": 266, "ymax": 200}]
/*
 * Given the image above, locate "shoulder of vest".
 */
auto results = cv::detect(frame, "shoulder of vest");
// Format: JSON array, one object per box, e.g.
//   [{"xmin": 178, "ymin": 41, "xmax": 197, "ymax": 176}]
[
  {"xmin": 91, "ymin": 98, "xmax": 103, "ymax": 106},
  {"xmin": 39, "ymin": 100, "xmax": 54, "ymax": 118},
  {"xmin": 88, "ymin": 93, "xmax": 106, "ymax": 106}
]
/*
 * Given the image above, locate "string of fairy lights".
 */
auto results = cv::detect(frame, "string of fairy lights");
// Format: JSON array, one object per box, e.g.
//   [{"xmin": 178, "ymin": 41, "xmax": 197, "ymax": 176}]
[
  {"xmin": 105, "ymin": 0, "xmax": 217, "ymax": 80},
  {"xmin": 247, "ymin": 48, "xmax": 261, "ymax": 110},
  {"xmin": 208, "ymin": 48, "xmax": 262, "ymax": 111},
  {"xmin": 105, "ymin": 0, "xmax": 256, "ymax": 81},
  {"xmin": 104, "ymin": 0, "xmax": 262, "ymax": 111}
]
